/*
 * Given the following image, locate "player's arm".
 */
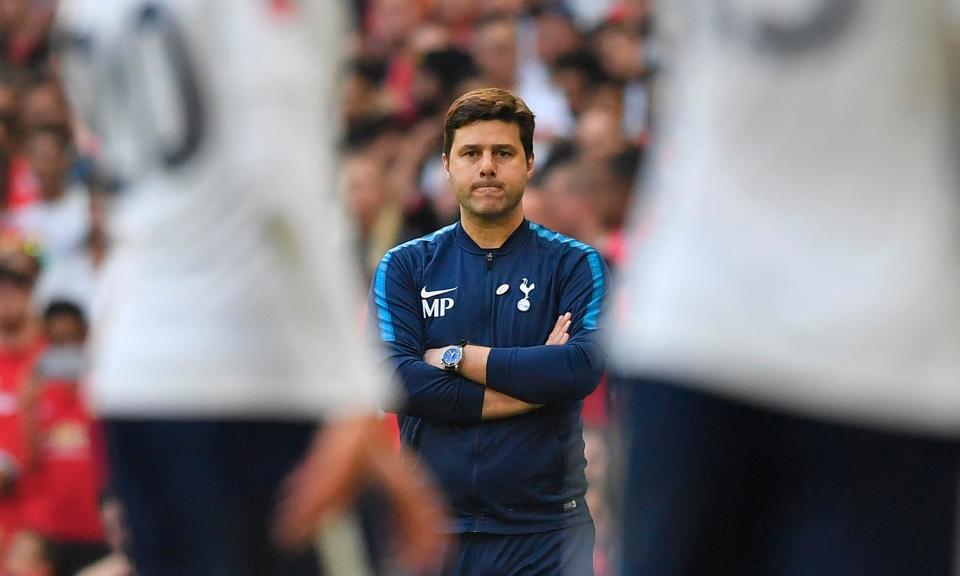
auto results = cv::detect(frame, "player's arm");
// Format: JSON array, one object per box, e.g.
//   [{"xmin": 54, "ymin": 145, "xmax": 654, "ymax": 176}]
[
  {"xmin": 425, "ymin": 252, "xmax": 609, "ymax": 405},
  {"xmin": 371, "ymin": 252, "xmax": 489, "ymax": 424},
  {"xmin": 274, "ymin": 414, "xmax": 447, "ymax": 574}
]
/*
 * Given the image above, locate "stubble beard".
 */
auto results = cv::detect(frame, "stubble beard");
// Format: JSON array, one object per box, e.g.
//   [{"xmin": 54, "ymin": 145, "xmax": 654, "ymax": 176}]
[{"xmin": 462, "ymin": 191, "xmax": 523, "ymax": 225}]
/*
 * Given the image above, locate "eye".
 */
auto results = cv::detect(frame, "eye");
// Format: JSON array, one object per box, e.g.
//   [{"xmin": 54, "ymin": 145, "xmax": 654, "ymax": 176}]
[
  {"xmin": 464, "ymin": 150, "xmax": 479, "ymax": 158},
  {"xmin": 498, "ymin": 150, "xmax": 514, "ymax": 158}
]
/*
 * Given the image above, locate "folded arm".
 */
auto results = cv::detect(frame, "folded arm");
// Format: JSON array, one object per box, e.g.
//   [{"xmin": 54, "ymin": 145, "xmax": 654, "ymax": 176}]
[
  {"xmin": 423, "ymin": 248, "xmax": 609, "ymax": 405},
  {"xmin": 372, "ymin": 251, "xmax": 537, "ymax": 424}
]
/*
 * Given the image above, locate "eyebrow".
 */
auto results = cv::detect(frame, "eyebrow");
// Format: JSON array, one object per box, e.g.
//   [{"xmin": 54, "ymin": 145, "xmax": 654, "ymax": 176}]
[{"xmin": 458, "ymin": 144, "xmax": 518, "ymax": 152}]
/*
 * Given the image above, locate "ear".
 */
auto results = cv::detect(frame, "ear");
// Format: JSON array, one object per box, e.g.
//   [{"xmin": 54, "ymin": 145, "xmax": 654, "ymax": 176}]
[
  {"xmin": 526, "ymin": 152, "xmax": 535, "ymax": 179},
  {"xmin": 442, "ymin": 153, "xmax": 451, "ymax": 180}
]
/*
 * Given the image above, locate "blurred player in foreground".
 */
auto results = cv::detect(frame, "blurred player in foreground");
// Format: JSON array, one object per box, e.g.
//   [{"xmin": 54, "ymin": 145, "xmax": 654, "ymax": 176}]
[
  {"xmin": 611, "ymin": 1, "xmax": 960, "ymax": 575},
  {"xmin": 54, "ymin": 1, "xmax": 445, "ymax": 575}
]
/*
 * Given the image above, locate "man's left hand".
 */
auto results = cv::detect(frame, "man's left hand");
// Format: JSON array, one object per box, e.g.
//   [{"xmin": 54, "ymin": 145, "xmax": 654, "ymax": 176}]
[{"xmin": 423, "ymin": 347, "xmax": 445, "ymax": 369}]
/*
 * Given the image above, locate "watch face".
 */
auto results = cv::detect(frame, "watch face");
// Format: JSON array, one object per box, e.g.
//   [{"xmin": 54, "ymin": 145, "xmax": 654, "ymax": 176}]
[{"xmin": 442, "ymin": 346, "xmax": 463, "ymax": 367}]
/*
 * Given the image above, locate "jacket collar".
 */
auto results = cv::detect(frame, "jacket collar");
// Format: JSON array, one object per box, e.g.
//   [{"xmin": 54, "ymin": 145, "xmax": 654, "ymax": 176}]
[{"xmin": 454, "ymin": 218, "xmax": 533, "ymax": 255}]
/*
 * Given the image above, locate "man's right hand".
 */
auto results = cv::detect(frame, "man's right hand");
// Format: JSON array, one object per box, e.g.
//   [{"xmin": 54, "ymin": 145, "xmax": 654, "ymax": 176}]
[{"xmin": 545, "ymin": 313, "xmax": 572, "ymax": 346}]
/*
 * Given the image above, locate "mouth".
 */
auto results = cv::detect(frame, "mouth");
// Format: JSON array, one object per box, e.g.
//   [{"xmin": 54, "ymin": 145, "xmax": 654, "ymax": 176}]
[{"xmin": 472, "ymin": 182, "xmax": 504, "ymax": 194}]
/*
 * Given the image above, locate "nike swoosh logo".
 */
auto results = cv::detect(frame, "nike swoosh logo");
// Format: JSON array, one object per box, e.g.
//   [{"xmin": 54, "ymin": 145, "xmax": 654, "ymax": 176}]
[{"xmin": 421, "ymin": 286, "xmax": 458, "ymax": 298}]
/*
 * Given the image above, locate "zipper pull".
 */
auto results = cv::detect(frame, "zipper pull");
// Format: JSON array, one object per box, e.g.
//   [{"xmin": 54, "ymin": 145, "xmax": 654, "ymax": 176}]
[{"xmin": 486, "ymin": 253, "xmax": 493, "ymax": 270}]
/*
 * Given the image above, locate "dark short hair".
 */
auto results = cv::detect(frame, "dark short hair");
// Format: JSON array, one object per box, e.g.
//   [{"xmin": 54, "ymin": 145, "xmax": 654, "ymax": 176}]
[
  {"xmin": 43, "ymin": 299, "xmax": 87, "ymax": 328},
  {"xmin": 553, "ymin": 49, "xmax": 608, "ymax": 84},
  {"xmin": 420, "ymin": 49, "xmax": 477, "ymax": 95},
  {"xmin": 343, "ymin": 114, "xmax": 401, "ymax": 152},
  {"xmin": 443, "ymin": 87, "xmax": 535, "ymax": 159}
]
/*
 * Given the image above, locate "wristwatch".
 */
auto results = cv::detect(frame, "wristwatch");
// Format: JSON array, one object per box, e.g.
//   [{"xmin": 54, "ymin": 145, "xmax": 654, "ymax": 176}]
[{"xmin": 440, "ymin": 345, "xmax": 464, "ymax": 372}]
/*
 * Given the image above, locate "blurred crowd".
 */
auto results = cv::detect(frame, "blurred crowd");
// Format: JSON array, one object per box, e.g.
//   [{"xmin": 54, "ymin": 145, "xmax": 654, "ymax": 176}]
[
  {"xmin": 342, "ymin": 0, "xmax": 651, "ymax": 283},
  {"xmin": 0, "ymin": 0, "xmax": 119, "ymax": 575},
  {"xmin": 0, "ymin": 0, "xmax": 654, "ymax": 574}
]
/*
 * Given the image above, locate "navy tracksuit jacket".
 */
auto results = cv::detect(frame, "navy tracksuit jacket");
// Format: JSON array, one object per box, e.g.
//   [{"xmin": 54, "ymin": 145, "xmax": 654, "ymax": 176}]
[{"xmin": 371, "ymin": 219, "xmax": 608, "ymax": 534}]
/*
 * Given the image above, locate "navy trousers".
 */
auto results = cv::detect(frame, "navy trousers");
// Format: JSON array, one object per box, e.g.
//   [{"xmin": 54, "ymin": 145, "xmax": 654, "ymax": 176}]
[
  {"xmin": 442, "ymin": 521, "xmax": 595, "ymax": 576},
  {"xmin": 616, "ymin": 376, "xmax": 960, "ymax": 576}
]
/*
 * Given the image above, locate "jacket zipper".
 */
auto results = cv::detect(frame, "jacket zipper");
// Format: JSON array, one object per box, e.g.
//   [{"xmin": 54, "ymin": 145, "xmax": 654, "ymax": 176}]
[{"xmin": 471, "ymin": 252, "xmax": 495, "ymax": 531}]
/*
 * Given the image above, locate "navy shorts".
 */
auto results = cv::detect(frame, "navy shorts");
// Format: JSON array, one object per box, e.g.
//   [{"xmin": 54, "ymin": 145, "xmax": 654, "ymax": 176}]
[
  {"xmin": 615, "ymin": 376, "xmax": 960, "ymax": 576},
  {"xmin": 105, "ymin": 419, "xmax": 394, "ymax": 576},
  {"xmin": 442, "ymin": 521, "xmax": 595, "ymax": 576}
]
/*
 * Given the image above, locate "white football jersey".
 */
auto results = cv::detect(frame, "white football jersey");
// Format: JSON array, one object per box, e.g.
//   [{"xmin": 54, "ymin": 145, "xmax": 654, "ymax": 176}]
[
  {"xmin": 611, "ymin": 0, "xmax": 960, "ymax": 433},
  {"xmin": 56, "ymin": 0, "xmax": 391, "ymax": 419}
]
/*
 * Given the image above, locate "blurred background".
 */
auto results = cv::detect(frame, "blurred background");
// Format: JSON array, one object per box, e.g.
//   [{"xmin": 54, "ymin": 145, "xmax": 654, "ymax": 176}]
[{"xmin": 0, "ymin": 1, "xmax": 654, "ymax": 575}]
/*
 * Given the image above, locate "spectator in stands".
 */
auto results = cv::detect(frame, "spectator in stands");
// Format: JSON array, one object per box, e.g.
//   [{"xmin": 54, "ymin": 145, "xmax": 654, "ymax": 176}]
[
  {"xmin": 401, "ymin": 49, "xmax": 479, "ymax": 225},
  {"xmin": 0, "ymin": 71, "xmax": 39, "ymax": 212},
  {"xmin": 411, "ymin": 49, "xmax": 477, "ymax": 122},
  {"xmin": 576, "ymin": 106, "xmax": 629, "ymax": 166},
  {"xmin": 515, "ymin": 4, "xmax": 581, "ymax": 143},
  {"xmin": 405, "ymin": 20, "xmax": 454, "ymax": 63},
  {"xmin": 0, "ymin": 236, "xmax": 43, "ymax": 547},
  {"xmin": 536, "ymin": 6, "xmax": 583, "ymax": 67},
  {"xmin": 0, "ymin": 0, "xmax": 50, "ymax": 74},
  {"xmin": 431, "ymin": 0, "xmax": 477, "ymax": 48},
  {"xmin": 541, "ymin": 157, "xmax": 604, "ymax": 249},
  {"xmin": 551, "ymin": 50, "xmax": 608, "ymax": 121},
  {"xmin": 18, "ymin": 83, "xmax": 66, "ymax": 134},
  {"xmin": 472, "ymin": 15, "xmax": 518, "ymax": 90},
  {"xmin": 32, "ymin": 186, "xmax": 104, "ymax": 316},
  {"xmin": 343, "ymin": 154, "xmax": 406, "ymax": 282},
  {"xmin": 0, "ymin": 73, "xmax": 19, "ymax": 207},
  {"xmin": 343, "ymin": 58, "xmax": 393, "ymax": 127},
  {"xmin": 8, "ymin": 124, "xmax": 89, "ymax": 266},
  {"xmin": 20, "ymin": 300, "xmax": 106, "ymax": 576},
  {"xmin": 364, "ymin": 0, "xmax": 428, "ymax": 121},
  {"xmin": 591, "ymin": 20, "xmax": 651, "ymax": 139}
]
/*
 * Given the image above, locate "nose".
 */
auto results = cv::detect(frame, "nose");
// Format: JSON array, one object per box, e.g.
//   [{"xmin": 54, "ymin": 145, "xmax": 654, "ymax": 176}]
[{"xmin": 479, "ymin": 150, "xmax": 496, "ymax": 178}]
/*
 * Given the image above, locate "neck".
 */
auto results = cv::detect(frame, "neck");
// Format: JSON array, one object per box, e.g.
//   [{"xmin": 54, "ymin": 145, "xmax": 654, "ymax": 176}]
[{"xmin": 460, "ymin": 208, "xmax": 524, "ymax": 249}]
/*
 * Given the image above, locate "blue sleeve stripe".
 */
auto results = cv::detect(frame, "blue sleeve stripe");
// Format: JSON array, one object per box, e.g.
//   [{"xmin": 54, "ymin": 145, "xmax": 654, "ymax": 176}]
[
  {"xmin": 374, "ymin": 252, "xmax": 396, "ymax": 342},
  {"xmin": 582, "ymin": 250, "xmax": 604, "ymax": 330},
  {"xmin": 528, "ymin": 222, "xmax": 605, "ymax": 330},
  {"xmin": 373, "ymin": 223, "xmax": 458, "ymax": 342}
]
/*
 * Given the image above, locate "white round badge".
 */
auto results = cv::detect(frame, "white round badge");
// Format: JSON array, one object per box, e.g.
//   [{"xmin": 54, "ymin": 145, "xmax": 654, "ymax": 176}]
[
  {"xmin": 517, "ymin": 299, "xmax": 530, "ymax": 312},
  {"xmin": 496, "ymin": 284, "xmax": 510, "ymax": 295}
]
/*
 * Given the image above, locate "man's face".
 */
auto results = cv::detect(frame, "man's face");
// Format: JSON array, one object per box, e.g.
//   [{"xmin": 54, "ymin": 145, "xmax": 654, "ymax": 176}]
[
  {"xmin": 537, "ymin": 14, "xmax": 579, "ymax": 65},
  {"xmin": 343, "ymin": 157, "xmax": 386, "ymax": 230},
  {"xmin": 22, "ymin": 85, "xmax": 67, "ymax": 131},
  {"xmin": 474, "ymin": 21, "xmax": 517, "ymax": 87},
  {"xmin": 45, "ymin": 315, "xmax": 85, "ymax": 347},
  {"xmin": 443, "ymin": 119, "xmax": 533, "ymax": 224}
]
